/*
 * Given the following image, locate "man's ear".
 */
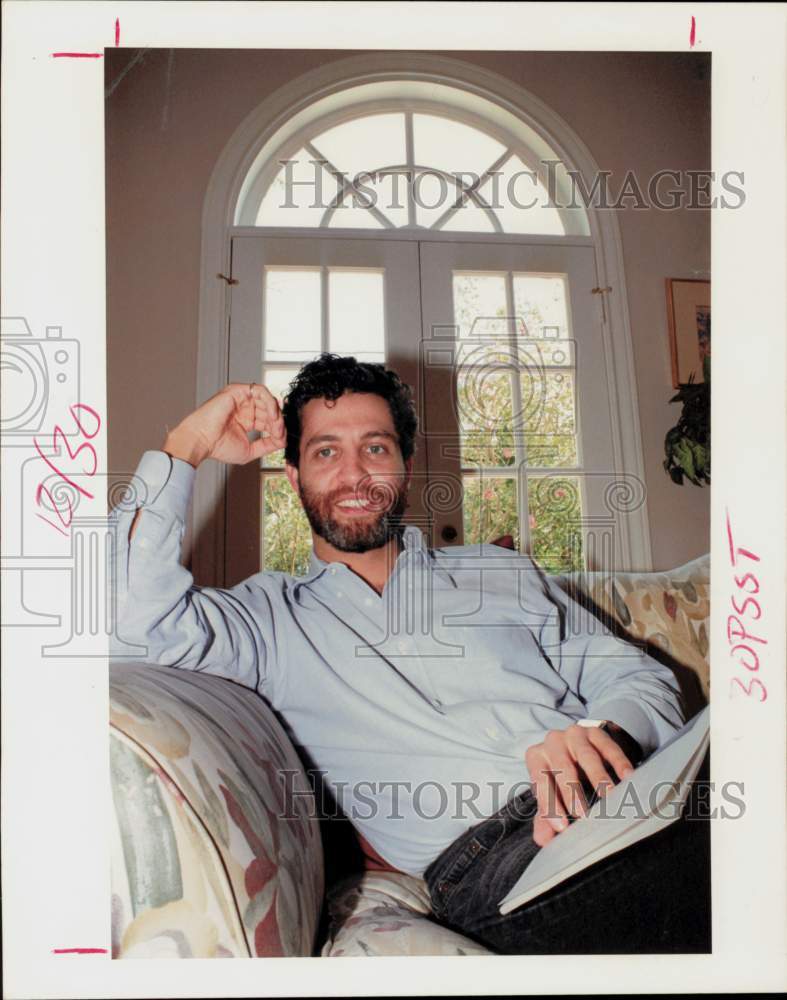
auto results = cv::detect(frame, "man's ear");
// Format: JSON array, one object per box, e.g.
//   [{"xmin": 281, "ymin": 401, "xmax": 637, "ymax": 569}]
[{"xmin": 284, "ymin": 461, "xmax": 300, "ymax": 495}]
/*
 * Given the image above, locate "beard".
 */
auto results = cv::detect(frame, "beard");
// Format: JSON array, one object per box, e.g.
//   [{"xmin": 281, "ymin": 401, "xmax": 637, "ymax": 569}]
[{"xmin": 298, "ymin": 477, "xmax": 408, "ymax": 553}]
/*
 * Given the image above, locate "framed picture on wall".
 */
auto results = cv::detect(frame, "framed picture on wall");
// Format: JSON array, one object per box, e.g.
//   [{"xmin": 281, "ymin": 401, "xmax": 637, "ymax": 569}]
[{"xmin": 666, "ymin": 278, "xmax": 711, "ymax": 387}]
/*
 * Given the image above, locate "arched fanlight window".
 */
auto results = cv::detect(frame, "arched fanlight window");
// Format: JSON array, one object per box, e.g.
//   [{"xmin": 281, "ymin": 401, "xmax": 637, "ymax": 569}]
[{"xmin": 234, "ymin": 81, "xmax": 591, "ymax": 237}]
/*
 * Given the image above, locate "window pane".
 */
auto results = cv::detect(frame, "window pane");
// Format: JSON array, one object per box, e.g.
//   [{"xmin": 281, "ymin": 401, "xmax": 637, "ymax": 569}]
[
  {"xmin": 327, "ymin": 192, "xmax": 384, "ymax": 229},
  {"xmin": 328, "ymin": 270, "xmax": 385, "ymax": 361},
  {"xmin": 264, "ymin": 269, "xmax": 321, "ymax": 362},
  {"xmin": 257, "ymin": 149, "xmax": 341, "ymax": 227},
  {"xmin": 413, "ymin": 114, "xmax": 506, "ymax": 182},
  {"xmin": 476, "ymin": 154, "xmax": 565, "ymax": 235},
  {"xmin": 439, "ymin": 198, "xmax": 496, "ymax": 233},
  {"xmin": 522, "ymin": 370, "xmax": 578, "ymax": 467},
  {"xmin": 414, "ymin": 171, "xmax": 463, "ymax": 230},
  {"xmin": 512, "ymin": 274, "xmax": 571, "ymax": 356},
  {"xmin": 262, "ymin": 475, "xmax": 312, "ymax": 576},
  {"xmin": 453, "ymin": 273, "xmax": 507, "ymax": 340},
  {"xmin": 457, "ymin": 364, "xmax": 515, "ymax": 467},
  {"xmin": 360, "ymin": 170, "xmax": 410, "ymax": 229},
  {"xmin": 312, "ymin": 113, "xmax": 406, "ymax": 183},
  {"xmin": 261, "ymin": 367, "xmax": 299, "ymax": 467},
  {"xmin": 528, "ymin": 475, "xmax": 583, "ymax": 573},
  {"xmin": 462, "ymin": 475, "xmax": 519, "ymax": 548}
]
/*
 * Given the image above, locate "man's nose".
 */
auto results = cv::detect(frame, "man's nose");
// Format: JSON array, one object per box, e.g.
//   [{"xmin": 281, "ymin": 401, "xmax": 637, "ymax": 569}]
[{"xmin": 337, "ymin": 450, "xmax": 371, "ymax": 487}]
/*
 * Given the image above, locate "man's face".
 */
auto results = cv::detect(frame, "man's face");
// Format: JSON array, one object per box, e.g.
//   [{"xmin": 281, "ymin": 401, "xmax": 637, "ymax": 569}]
[{"xmin": 284, "ymin": 391, "xmax": 412, "ymax": 553}]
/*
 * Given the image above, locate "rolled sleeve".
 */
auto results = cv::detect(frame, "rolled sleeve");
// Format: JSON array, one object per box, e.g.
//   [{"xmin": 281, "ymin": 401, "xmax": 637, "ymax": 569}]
[{"xmin": 111, "ymin": 450, "xmax": 271, "ymax": 694}]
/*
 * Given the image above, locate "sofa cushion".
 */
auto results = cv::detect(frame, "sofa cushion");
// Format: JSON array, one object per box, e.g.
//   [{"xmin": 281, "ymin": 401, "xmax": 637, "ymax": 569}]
[
  {"xmin": 554, "ymin": 554, "xmax": 710, "ymax": 704},
  {"xmin": 322, "ymin": 871, "xmax": 493, "ymax": 956}
]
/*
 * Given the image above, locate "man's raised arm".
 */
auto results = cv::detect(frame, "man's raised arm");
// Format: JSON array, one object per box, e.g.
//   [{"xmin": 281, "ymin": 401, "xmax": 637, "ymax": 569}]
[{"xmin": 112, "ymin": 383, "xmax": 286, "ymax": 691}]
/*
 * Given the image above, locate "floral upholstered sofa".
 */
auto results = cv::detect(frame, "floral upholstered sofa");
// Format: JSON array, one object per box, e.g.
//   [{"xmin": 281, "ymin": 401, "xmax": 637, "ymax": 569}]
[{"xmin": 110, "ymin": 553, "xmax": 710, "ymax": 958}]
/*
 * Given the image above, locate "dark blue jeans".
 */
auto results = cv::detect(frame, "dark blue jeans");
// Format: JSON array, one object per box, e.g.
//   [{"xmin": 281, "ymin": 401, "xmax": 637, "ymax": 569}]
[{"xmin": 423, "ymin": 751, "xmax": 711, "ymax": 954}]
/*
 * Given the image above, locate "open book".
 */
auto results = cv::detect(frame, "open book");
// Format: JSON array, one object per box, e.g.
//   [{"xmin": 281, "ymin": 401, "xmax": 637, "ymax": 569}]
[{"xmin": 499, "ymin": 706, "xmax": 710, "ymax": 915}]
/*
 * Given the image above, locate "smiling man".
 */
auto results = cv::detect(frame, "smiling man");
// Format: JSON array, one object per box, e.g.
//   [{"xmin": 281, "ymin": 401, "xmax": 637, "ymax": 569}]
[{"xmin": 115, "ymin": 353, "xmax": 710, "ymax": 954}]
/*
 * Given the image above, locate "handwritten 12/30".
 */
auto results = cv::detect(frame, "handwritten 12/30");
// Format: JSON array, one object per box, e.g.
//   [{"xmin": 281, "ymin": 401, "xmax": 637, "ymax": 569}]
[{"xmin": 33, "ymin": 403, "xmax": 101, "ymax": 535}]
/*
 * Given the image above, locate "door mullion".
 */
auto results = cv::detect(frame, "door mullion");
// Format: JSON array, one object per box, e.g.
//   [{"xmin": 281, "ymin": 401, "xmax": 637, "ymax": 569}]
[{"xmin": 505, "ymin": 271, "xmax": 529, "ymax": 553}]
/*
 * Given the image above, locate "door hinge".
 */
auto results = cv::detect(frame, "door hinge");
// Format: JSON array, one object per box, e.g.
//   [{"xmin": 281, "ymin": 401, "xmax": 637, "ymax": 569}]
[{"xmin": 591, "ymin": 285, "xmax": 612, "ymax": 323}]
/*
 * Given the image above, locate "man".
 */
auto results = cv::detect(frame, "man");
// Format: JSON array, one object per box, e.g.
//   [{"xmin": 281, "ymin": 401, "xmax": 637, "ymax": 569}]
[{"xmin": 115, "ymin": 353, "xmax": 710, "ymax": 954}]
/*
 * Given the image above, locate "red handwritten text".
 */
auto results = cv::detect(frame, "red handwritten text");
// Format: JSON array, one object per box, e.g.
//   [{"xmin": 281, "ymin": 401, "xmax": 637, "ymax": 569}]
[
  {"xmin": 726, "ymin": 509, "xmax": 767, "ymax": 702},
  {"xmin": 33, "ymin": 404, "xmax": 101, "ymax": 536}
]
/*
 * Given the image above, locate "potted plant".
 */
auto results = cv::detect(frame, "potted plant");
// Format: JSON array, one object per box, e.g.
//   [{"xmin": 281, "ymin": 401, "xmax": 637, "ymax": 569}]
[{"xmin": 663, "ymin": 355, "xmax": 710, "ymax": 486}]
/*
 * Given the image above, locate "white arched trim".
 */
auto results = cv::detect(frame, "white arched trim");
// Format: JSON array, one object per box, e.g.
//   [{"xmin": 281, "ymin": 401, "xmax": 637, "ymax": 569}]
[{"xmin": 194, "ymin": 53, "xmax": 652, "ymax": 585}]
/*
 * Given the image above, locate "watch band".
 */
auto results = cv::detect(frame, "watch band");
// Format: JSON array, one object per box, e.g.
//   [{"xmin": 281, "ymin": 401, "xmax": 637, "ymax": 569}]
[{"xmin": 576, "ymin": 718, "xmax": 644, "ymax": 765}]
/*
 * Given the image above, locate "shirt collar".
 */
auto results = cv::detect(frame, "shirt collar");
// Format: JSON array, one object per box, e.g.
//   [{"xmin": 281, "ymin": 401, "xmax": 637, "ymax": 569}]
[{"xmin": 294, "ymin": 524, "xmax": 457, "ymax": 592}]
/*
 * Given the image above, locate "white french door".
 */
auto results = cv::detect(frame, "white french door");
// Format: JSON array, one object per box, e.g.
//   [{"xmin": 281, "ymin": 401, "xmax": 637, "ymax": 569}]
[
  {"xmin": 419, "ymin": 240, "xmax": 618, "ymax": 574},
  {"xmin": 227, "ymin": 234, "xmax": 622, "ymax": 583}
]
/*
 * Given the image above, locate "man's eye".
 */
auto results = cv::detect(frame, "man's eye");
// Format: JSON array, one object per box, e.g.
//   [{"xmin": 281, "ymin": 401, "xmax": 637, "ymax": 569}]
[
  {"xmin": 317, "ymin": 447, "xmax": 335, "ymax": 458},
  {"xmin": 368, "ymin": 444, "xmax": 387, "ymax": 454}
]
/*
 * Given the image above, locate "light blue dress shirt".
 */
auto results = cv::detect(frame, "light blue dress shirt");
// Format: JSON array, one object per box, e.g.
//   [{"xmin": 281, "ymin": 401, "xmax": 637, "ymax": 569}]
[{"xmin": 112, "ymin": 450, "xmax": 685, "ymax": 876}]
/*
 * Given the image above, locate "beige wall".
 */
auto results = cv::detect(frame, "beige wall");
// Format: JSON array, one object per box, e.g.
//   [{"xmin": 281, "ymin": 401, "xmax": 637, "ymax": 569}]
[{"xmin": 107, "ymin": 49, "xmax": 710, "ymax": 572}]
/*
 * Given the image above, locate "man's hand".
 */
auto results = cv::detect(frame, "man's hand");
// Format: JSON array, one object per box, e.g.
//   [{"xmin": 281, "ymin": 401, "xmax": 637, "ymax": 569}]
[
  {"xmin": 525, "ymin": 724, "xmax": 638, "ymax": 847},
  {"xmin": 129, "ymin": 384, "xmax": 285, "ymax": 541},
  {"xmin": 164, "ymin": 382, "xmax": 286, "ymax": 469}
]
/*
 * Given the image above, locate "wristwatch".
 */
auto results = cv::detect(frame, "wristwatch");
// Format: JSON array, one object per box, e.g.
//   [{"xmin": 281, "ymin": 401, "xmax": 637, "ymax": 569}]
[{"xmin": 577, "ymin": 718, "xmax": 644, "ymax": 766}]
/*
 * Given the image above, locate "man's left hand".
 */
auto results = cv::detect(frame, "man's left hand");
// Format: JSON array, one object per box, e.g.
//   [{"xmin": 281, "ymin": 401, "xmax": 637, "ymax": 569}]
[{"xmin": 525, "ymin": 724, "xmax": 638, "ymax": 847}]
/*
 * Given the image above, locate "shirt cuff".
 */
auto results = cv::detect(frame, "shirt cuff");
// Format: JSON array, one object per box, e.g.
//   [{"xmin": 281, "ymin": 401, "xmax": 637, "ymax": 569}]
[
  {"xmin": 583, "ymin": 698, "xmax": 661, "ymax": 759},
  {"xmin": 135, "ymin": 449, "xmax": 196, "ymax": 516}
]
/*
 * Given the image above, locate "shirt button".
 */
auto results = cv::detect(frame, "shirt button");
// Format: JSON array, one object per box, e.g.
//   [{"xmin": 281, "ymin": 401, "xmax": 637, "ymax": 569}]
[
  {"xmin": 485, "ymin": 726, "xmax": 500, "ymax": 740},
  {"xmin": 138, "ymin": 538, "xmax": 149, "ymax": 550},
  {"xmin": 329, "ymin": 566, "xmax": 337, "ymax": 575},
  {"xmin": 364, "ymin": 597, "xmax": 374, "ymax": 607}
]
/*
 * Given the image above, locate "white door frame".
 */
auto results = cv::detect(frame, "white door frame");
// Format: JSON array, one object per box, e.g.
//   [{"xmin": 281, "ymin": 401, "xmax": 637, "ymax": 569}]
[{"xmin": 193, "ymin": 54, "xmax": 652, "ymax": 585}]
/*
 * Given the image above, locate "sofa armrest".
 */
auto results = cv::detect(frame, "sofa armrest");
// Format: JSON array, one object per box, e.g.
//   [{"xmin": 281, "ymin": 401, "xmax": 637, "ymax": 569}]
[{"xmin": 110, "ymin": 662, "xmax": 323, "ymax": 957}]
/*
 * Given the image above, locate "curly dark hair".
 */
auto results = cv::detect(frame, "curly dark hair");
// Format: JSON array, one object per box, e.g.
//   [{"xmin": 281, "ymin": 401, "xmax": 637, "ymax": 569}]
[{"xmin": 282, "ymin": 353, "xmax": 418, "ymax": 467}]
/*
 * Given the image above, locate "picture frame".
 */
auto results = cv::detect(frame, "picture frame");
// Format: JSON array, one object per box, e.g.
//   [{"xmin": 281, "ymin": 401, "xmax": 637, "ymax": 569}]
[{"xmin": 665, "ymin": 278, "xmax": 711, "ymax": 387}]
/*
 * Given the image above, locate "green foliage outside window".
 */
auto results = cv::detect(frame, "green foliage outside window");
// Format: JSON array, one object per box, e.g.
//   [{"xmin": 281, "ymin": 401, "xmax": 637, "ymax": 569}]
[{"xmin": 263, "ymin": 476, "xmax": 312, "ymax": 577}]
